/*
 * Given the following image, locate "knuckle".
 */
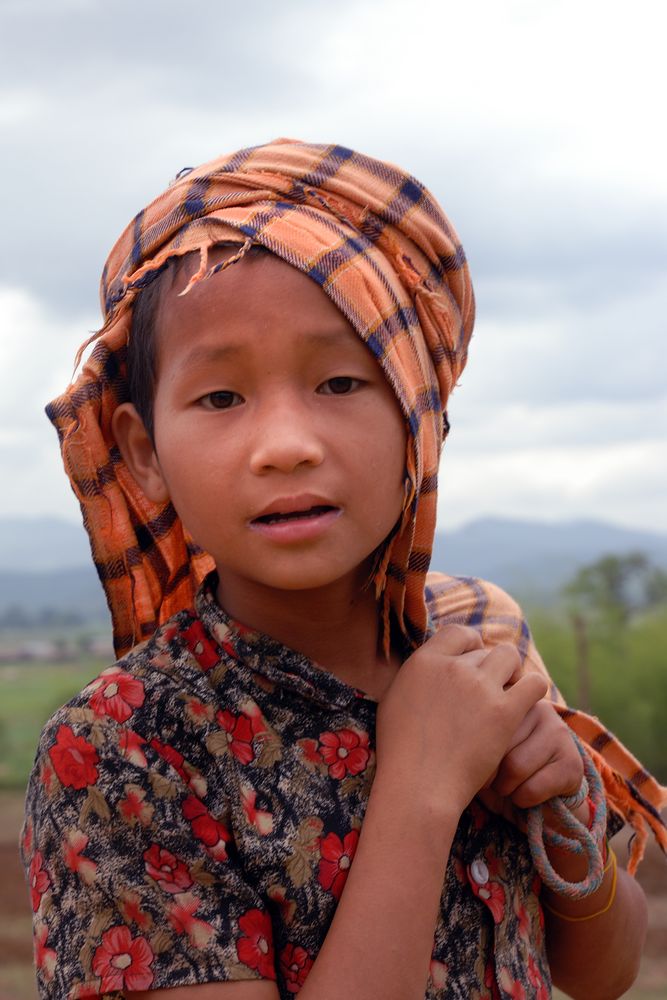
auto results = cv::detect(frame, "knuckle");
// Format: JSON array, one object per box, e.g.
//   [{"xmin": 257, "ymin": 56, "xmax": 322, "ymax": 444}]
[{"xmin": 438, "ymin": 623, "xmax": 477, "ymax": 643}]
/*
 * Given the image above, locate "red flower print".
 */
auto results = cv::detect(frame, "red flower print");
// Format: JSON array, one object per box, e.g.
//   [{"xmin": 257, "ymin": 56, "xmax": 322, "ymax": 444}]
[
  {"xmin": 297, "ymin": 738, "xmax": 322, "ymax": 766},
  {"xmin": 118, "ymin": 784, "xmax": 155, "ymax": 828},
  {"xmin": 267, "ymin": 884, "xmax": 297, "ymax": 925},
  {"xmin": 48, "ymin": 725, "xmax": 99, "ymax": 789},
  {"xmin": 215, "ymin": 709, "xmax": 260, "ymax": 764},
  {"xmin": 241, "ymin": 783, "xmax": 273, "ymax": 835},
  {"xmin": 513, "ymin": 891, "xmax": 530, "ymax": 942},
  {"xmin": 182, "ymin": 795, "xmax": 230, "ymax": 860},
  {"xmin": 317, "ymin": 830, "xmax": 359, "ymax": 900},
  {"xmin": 39, "ymin": 757, "xmax": 56, "ymax": 794},
  {"xmin": 87, "ymin": 667, "xmax": 145, "ymax": 723},
  {"xmin": 118, "ymin": 729, "xmax": 147, "ymax": 767},
  {"xmin": 33, "ymin": 921, "xmax": 57, "ymax": 980},
  {"xmin": 150, "ymin": 738, "xmax": 187, "ymax": 779},
  {"xmin": 91, "ymin": 925, "xmax": 154, "ymax": 993},
  {"xmin": 63, "ymin": 829, "xmax": 97, "ymax": 884},
  {"xmin": 484, "ymin": 959, "xmax": 501, "ymax": 1000},
  {"xmin": 469, "ymin": 875, "xmax": 506, "ymax": 924},
  {"xmin": 22, "ymin": 818, "xmax": 33, "ymax": 857},
  {"xmin": 183, "ymin": 694, "xmax": 215, "ymax": 725},
  {"xmin": 528, "ymin": 956, "xmax": 549, "ymax": 1000},
  {"xmin": 167, "ymin": 891, "xmax": 215, "ymax": 948},
  {"xmin": 143, "ymin": 844, "xmax": 193, "ymax": 894},
  {"xmin": 280, "ymin": 942, "xmax": 313, "ymax": 993},
  {"xmin": 69, "ymin": 982, "xmax": 103, "ymax": 999},
  {"xmin": 29, "ymin": 851, "xmax": 51, "ymax": 912},
  {"xmin": 318, "ymin": 728, "xmax": 370, "ymax": 780},
  {"xmin": 150, "ymin": 738, "xmax": 206, "ymax": 795},
  {"xmin": 498, "ymin": 967, "xmax": 526, "ymax": 1000},
  {"xmin": 119, "ymin": 889, "xmax": 153, "ymax": 932},
  {"xmin": 183, "ymin": 620, "xmax": 220, "ymax": 671},
  {"xmin": 236, "ymin": 908, "xmax": 276, "ymax": 979},
  {"xmin": 156, "ymin": 623, "xmax": 178, "ymax": 646}
]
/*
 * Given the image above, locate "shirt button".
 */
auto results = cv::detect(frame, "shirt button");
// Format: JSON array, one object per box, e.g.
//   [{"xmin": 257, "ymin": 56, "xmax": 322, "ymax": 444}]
[{"xmin": 470, "ymin": 859, "xmax": 489, "ymax": 885}]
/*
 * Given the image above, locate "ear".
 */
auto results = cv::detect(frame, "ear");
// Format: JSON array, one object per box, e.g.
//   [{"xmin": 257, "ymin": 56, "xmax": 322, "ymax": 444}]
[{"xmin": 111, "ymin": 403, "xmax": 170, "ymax": 503}]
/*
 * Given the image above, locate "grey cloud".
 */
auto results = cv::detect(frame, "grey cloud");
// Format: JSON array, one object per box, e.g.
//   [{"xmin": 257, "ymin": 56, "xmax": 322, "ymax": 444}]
[{"xmin": 0, "ymin": 0, "xmax": 321, "ymax": 106}]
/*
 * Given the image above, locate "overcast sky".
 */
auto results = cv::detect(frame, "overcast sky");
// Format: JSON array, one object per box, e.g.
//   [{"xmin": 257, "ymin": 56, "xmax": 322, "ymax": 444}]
[{"xmin": 1, "ymin": 0, "xmax": 665, "ymax": 536}]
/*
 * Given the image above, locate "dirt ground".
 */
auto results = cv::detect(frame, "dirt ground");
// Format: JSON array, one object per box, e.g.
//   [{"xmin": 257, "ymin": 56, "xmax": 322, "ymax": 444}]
[{"xmin": 1, "ymin": 792, "xmax": 665, "ymax": 999}]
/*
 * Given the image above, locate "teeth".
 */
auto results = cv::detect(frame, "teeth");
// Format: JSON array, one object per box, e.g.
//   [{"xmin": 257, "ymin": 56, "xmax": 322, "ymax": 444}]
[{"xmin": 259, "ymin": 505, "xmax": 332, "ymax": 524}]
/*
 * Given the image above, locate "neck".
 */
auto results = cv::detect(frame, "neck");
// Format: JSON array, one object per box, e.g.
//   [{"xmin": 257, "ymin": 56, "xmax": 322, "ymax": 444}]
[{"xmin": 215, "ymin": 565, "xmax": 400, "ymax": 692}]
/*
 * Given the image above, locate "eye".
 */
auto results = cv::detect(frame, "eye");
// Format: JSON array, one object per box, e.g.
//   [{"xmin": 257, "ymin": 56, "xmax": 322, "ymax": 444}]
[
  {"xmin": 200, "ymin": 390, "xmax": 244, "ymax": 410},
  {"xmin": 318, "ymin": 376, "xmax": 362, "ymax": 395}
]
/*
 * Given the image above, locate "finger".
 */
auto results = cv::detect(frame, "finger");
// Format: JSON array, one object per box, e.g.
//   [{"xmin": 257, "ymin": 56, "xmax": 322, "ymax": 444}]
[
  {"xmin": 430, "ymin": 623, "xmax": 485, "ymax": 656},
  {"xmin": 491, "ymin": 730, "xmax": 556, "ymax": 797},
  {"xmin": 478, "ymin": 642, "xmax": 524, "ymax": 687},
  {"xmin": 503, "ymin": 702, "xmax": 544, "ymax": 753},
  {"xmin": 508, "ymin": 755, "xmax": 584, "ymax": 810},
  {"xmin": 505, "ymin": 672, "xmax": 550, "ymax": 719}
]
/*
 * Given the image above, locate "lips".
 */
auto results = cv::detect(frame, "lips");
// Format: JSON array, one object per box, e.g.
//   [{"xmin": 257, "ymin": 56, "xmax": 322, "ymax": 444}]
[
  {"xmin": 252, "ymin": 504, "xmax": 337, "ymax": 525},
  {"xmin": 248, "ymin": 495, "xmax": 342, "ymax": 543},
  {"xmin": 250, "ymin": 495, "xmax": 340, "ymax": 525}
]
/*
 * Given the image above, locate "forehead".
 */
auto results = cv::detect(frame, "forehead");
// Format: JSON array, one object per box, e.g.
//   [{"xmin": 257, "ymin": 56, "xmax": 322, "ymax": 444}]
[{"xmin": 154, "ymin": 244, "xmax": 369, "ymax": 365}]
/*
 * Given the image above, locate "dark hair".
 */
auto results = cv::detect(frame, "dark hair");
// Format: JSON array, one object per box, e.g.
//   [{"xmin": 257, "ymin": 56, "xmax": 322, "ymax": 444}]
[
  {"xmin": 127, "ymin": 263, "xmax": 166, "ymax": 442},
  {"xmin": 127, "ymin": 243, "xmax": 268, "ymax": 442}
]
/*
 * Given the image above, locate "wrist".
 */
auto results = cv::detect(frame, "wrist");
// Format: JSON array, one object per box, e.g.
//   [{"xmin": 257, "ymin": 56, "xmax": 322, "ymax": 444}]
[
  {"xmin": 541, "ymin": 848, "xmax": 617, "ymax": 921},
  {"xmin": 372, "ymin": 762, "xmax": 467, "ymax": 831}
]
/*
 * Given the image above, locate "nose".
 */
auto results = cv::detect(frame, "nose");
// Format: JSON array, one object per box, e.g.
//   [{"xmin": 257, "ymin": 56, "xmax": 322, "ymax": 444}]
[{"xmin": 248, "ymin": 396, "xmax": 325, "ymax": 475}]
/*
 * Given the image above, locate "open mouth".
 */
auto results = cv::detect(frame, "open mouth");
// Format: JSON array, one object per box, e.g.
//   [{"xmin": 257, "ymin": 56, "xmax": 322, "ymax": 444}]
[{"xmin": 252, "ymin": 505, "xmax": 338, "ymax": 525}]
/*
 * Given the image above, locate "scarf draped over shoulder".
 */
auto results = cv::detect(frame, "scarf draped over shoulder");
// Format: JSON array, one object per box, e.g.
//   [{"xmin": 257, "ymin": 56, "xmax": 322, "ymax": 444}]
[{"xmin": 46, "ymin": 138, "xmax": 666, "ymax": 867}]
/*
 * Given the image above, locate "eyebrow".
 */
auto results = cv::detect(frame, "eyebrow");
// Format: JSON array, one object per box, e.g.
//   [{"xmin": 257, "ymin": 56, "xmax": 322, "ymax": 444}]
[{"xmin": 180, "ymin": 327, "xmax": 357, "ymax": 368}]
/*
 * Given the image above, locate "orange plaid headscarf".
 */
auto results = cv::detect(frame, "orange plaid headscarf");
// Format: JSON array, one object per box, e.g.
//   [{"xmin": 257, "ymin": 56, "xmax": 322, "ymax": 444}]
[
  {"xmin": 49, "ymin": 138, "xmax": 474, "ymax": 657},
  {"xmin": 48, "ymin": 139, "xmax": 665, "ymax": 865}
]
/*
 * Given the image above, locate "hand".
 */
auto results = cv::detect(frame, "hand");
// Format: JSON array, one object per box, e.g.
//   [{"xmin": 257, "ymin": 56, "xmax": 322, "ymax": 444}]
[
  {"xmin": 375, "ymin": 625, "xmax": 549, "ymax": 818},
  {"xmin": 477, "ymin": 699, "xmax": 584, "ymax": 821}
]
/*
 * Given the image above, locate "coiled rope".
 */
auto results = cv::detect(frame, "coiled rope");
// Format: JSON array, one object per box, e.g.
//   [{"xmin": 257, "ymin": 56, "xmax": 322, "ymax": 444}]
[{"xmin": 526, "ymin": 734, "xmax": 607, "ymax": 899}]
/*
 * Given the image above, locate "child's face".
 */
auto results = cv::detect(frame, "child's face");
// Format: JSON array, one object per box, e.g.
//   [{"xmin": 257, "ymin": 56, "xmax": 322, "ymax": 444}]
[{"xmin": 126, "ymin": 247, "xmax": 407, "ymax": 603}]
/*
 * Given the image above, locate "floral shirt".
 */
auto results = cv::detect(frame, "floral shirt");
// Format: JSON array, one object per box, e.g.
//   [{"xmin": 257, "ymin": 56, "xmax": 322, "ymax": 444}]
[{"xmin": 22, "ymin": 573, "xmax": 552, "ymax": 999}]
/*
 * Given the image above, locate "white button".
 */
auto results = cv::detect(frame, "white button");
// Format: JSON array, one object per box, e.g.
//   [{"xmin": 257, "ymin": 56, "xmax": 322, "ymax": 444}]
[{"xmin": 471, "ymin": 859, "xmax": 489, "ymax": 885}]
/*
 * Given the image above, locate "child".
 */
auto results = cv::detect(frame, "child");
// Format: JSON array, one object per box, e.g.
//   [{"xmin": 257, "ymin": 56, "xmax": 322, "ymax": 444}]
[{"xmin": 22, "ymin": 139, "xmax": 666, "ymax": 999}]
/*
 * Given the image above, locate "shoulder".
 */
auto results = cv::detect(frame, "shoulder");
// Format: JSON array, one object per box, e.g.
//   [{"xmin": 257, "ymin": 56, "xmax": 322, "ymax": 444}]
[
  {"xmin": 425, "ymin": 572, "xmax": 556, "ymax": 689},
  {"xmin": 425, "ymin": 571, "xmax": 526, "ymax": 632},
  {"xmin": 425, "ymin": 572, "xmax": 533, "ymax": 664},
  {"xmin": 26, "ymin": 607, "xmax": 229, "ymax": 808}
]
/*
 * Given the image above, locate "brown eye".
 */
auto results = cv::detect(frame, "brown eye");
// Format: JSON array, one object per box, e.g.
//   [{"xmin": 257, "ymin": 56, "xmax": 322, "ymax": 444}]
[
  {"xmin": 319, "ymin": 377, "xmax": 360, "ymax": 395},
  {"xmin": 203, "ymin": 390, "xmax": 243, "ymax": 409}
]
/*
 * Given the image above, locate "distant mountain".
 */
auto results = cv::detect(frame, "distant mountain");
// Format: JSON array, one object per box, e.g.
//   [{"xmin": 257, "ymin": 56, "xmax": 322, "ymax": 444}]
[
  {"xmin": 431, "ymin": 517, "xmax": 667, "ymax": 605},
  {"xmin": 0, "ymin": 565, "xmax": 108, "ymax": 624},
  {"xmin": 0, "ymin": 515, "xmax": 666, "ymax": 622},
  {"xmin": 0, "ymin": 517, "xmax": 91, "ymax": 571}
]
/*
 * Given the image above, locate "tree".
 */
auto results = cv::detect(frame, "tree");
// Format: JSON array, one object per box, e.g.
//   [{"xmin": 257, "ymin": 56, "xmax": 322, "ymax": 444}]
[{"xmin": 562, "ymin": 552, "xmax": 667, "ymax": 712}]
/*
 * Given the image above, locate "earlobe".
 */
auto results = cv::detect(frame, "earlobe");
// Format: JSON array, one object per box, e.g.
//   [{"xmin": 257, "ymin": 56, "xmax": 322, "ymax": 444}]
[{"xmin": 111, "ymin": 403, "xmax": 170, "ymax": 503}]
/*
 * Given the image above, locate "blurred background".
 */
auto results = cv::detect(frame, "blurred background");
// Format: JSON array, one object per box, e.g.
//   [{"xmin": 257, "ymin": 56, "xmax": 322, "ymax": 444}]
[{"xmin": 0, "ymin": 1, "xmax": 665, "ymax": 996}]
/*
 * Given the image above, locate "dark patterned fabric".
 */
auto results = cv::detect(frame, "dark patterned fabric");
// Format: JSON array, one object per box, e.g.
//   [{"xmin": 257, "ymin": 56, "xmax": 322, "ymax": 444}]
[{"xmin": 23, "ymin": 573, "xmax": 552, "ymax": 999}]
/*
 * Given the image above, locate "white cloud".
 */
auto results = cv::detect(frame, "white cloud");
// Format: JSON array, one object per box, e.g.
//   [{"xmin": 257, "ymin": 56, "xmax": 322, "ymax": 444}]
[
  {"xmin": 0, "ymin": 0, "xmax": 664, "ymax": 533},
  {"xmin": 437, "ymin": 438, "xmax": 667, "ymax": 533},
  {"xmin": 0, "ymin": 286, "xmax": 95, "ymax": 519}
]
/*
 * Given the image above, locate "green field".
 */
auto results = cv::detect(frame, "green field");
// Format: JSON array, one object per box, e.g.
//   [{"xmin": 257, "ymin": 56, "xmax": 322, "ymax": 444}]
[
  {"xmin": 2, "ymin": 607, "xmax": 667, "ymax": 790},
  {"xmin": 0, "ymin": 660, "xmax": 104, "ymax": 789}
]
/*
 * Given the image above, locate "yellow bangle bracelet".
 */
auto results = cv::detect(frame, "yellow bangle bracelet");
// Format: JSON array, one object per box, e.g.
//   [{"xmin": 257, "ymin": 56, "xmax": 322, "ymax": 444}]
[{"xmin": 542, "ymin": 849, "xmax": 617, "ymax": 923}]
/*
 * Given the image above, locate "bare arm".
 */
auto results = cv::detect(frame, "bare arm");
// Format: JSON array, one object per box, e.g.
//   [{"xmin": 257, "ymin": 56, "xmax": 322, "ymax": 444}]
[
  {"xmin": 542, "ymin": 818, "xmax": 648, "ymax": 1000},
  {"xmin": 480, "ymin": 705, "xmax": 649, "ymax": 999},
  {"xmin": 130, "ymin": 626, "xmax": 547, "ymax": 1000}
]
